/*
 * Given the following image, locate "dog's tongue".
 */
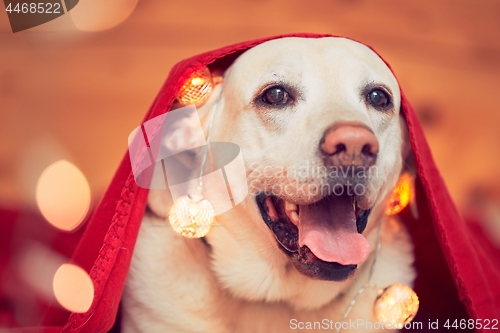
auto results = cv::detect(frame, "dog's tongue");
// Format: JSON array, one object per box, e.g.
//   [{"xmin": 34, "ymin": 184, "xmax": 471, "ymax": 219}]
[{"xmin": 298, "ymin": 195, "xmax": 370, "ymax": 265}]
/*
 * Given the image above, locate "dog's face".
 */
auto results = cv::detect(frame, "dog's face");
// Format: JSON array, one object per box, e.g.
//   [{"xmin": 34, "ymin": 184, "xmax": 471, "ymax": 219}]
[{"xmin": 158, "ymin": 37, "xmax": 407, "ymax": 309}]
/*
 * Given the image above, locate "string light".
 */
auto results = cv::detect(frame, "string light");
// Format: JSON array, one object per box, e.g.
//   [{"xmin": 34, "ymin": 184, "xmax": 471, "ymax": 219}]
[
  {"xmin": 177, "ymin": 67, "xmax": 214, "ymax": 106},
  {"xmin": 374, "ymin": 284, "xmax": 419, "ymax": 329},
  {"xmin": 169, "ymin": 84, "xmax": 219, "ymax": 238},
  {"xmin": 169, "ymin": 187, "xmax": 215, "ymax": 238},
  {"xmin": 386, "ymin": 172, "xmax": 413, "ymax": 215}
]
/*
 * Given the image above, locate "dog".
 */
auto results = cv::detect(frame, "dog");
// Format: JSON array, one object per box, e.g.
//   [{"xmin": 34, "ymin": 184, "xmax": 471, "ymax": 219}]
[{"xmin": 122, "ymin": 37, "xmax": 416, "ymax": 333}]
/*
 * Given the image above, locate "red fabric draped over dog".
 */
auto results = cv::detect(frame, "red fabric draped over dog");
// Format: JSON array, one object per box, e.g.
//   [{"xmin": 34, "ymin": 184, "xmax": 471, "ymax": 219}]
[{"xmin": 2, "ymin": 33, "xmax": 499, "ymax": 332}]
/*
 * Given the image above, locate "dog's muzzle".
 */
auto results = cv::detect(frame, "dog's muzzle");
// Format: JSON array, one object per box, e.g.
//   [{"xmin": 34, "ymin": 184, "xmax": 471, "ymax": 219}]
[{"xmin": 256, "ymin": 192, "xmax": 372, "ymax": 281}]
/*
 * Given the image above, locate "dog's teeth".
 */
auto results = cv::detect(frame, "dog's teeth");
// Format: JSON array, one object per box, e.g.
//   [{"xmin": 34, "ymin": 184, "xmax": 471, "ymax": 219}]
[
  {"xmin": 289, "ymin": 211, "xmax": 299, "ymax": 224},
  {"xmin": 285, "ymin": 201, "xmax": 298, "ymax": 212}
]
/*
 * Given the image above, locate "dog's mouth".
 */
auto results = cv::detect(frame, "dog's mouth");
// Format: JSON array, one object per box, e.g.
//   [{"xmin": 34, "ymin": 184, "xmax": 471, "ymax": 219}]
[{"xmin": 256, "ymin": 190, "xmax": 372, "ymax": 281}]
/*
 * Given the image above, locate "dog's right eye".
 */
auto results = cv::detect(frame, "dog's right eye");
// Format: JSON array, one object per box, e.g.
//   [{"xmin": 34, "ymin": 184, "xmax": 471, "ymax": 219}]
[
  {"xmin": 367, "ymin": 88, "xmax": 391, "ymax": 110},
  {"xmin": 262, "ymin": 87, "xmax": 290, "ymax": 105}
]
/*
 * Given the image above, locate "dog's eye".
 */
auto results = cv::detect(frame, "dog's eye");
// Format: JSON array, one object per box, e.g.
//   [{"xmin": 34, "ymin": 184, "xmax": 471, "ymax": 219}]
[
  {"xmin": 367, "ymin": 89, "xmax": 391, "ymax": 109},
  {"xmin": 262, "ymin": 87, "xmax": 290, "ymax": 105}
]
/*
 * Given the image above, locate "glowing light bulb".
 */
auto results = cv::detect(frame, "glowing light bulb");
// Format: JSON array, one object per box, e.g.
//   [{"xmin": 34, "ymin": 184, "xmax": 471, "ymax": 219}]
[
  {"xmin": 374, "ymin": 284, "xmax": 419, "ymax": 329},
  {"xmin": 386, "ymin": 173, "xmax": 413, "ymax": 215},
  {"xmin": 168, "ymin": 188, "xmax": 215, "ymax": 238},
  {"xmin": 177, "ymin": 67, "xmax": 213, "ymax": 106}
]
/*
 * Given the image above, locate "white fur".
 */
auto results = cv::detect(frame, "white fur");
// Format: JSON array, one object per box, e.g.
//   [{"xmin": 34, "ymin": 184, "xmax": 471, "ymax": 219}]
[{"xmin": 122, "ymin": 37, "xmax": 416, "ymax": 332}]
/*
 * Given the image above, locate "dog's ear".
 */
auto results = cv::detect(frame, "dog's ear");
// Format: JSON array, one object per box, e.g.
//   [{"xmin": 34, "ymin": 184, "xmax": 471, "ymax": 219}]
[
  {"xmin": 400, "ymin": 114, "xmax": 416, "ymax": 174},
  {"xmin": 400, "ymin": 114, "xmax": 419, "ymax": 218}
]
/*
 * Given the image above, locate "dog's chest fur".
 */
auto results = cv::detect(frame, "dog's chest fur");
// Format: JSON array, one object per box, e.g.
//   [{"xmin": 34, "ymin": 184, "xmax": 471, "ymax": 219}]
[{"xmin": 122, "ymin": 208, "xmax": 415, "ymax": 333}]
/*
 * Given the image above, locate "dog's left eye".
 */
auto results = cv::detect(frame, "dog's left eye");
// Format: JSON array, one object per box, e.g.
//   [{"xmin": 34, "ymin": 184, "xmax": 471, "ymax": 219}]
[
  {"xmin": 367, "ymin": 89, "xmax": 391, "ymax": 109},
  {"xmin": 262, "ymin": 87, "xmax": 290, "ymax": 105}
]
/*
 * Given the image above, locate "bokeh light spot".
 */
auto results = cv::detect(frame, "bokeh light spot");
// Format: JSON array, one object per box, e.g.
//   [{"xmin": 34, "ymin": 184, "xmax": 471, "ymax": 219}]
[
  {"xmin": 36, "ymin": 160, "xmax": 90, "ymax": 231},
  {"xmin": 53, "ymin": 263, "xmax": 94, "ymax": 313},
  {"xmin": 70, "ymin": 0, "xmax": 139, "ymax": 32}
]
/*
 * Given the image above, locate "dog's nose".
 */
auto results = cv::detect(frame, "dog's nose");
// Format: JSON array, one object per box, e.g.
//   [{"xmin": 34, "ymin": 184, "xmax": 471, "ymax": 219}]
[{"xmin": 320, "ymin": 123, "xmax": 379, "ymax": 168}]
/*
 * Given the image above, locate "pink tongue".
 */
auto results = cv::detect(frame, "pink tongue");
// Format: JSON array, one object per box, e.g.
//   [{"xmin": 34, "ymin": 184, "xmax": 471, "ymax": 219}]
[{"xmin": 297, "ymin": 195, "xmax": 370, "ymax": 265}]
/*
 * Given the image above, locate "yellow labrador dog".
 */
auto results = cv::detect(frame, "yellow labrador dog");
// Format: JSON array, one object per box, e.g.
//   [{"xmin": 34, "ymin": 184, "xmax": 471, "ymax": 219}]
[{"xmin": 122, "ymin": 37, "xmax": 415, "ymax": 333}]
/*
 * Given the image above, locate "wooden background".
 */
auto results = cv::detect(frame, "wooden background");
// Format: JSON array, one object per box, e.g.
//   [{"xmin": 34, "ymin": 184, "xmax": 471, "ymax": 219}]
[{"xmin": 1, "ymin": 0, "xmax": 499, "ymax": 214}]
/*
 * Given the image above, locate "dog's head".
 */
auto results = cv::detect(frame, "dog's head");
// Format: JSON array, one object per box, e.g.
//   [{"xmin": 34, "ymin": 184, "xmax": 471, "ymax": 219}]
[{"xmin": 151, "ymin": 37, "xmax": 410, "ymax": 309}]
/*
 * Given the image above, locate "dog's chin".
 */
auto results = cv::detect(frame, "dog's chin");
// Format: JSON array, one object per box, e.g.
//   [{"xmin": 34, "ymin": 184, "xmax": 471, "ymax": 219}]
[{"xmin": 256, "ymin": 191, "xmax": 372, "ymax": 282}]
